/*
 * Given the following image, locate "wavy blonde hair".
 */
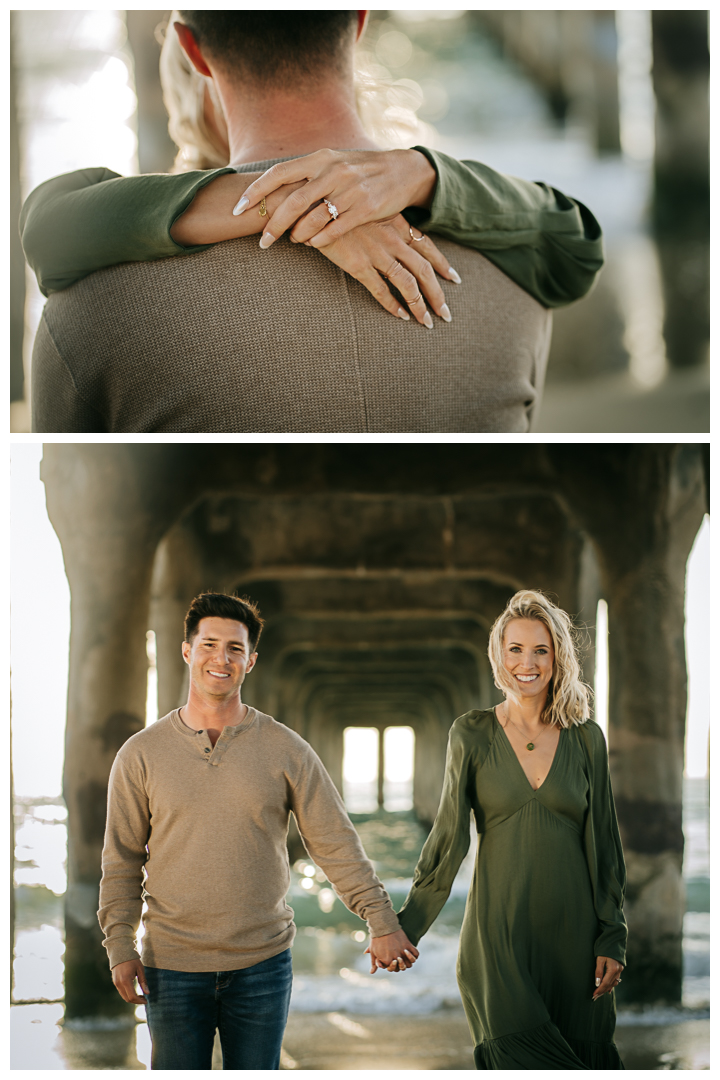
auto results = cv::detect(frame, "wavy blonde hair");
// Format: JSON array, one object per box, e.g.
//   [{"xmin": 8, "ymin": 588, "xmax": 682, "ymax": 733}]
[
  {"xmin": 488, "ymin": 590, "xmax": 591, "ymax": 729},
  {"xmin": 157, "ymin": 13, "xmax": 435, "ymax": 172}
]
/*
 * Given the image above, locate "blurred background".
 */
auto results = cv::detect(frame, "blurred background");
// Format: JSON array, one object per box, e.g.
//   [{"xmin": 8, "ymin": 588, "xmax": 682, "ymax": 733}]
[
  {"xmin": 10, "ymin": 10, "xmax": 709, "ymax": 433},
  {"xmin": 11, "ymin": 443, "xmax": 709, "ymax": 1069}
]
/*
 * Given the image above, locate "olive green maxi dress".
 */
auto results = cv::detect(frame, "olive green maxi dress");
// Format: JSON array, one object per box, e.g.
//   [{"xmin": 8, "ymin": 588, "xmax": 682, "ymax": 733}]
[{"xmin": 398, "ymin": 709, "xmax": 627, "ymax": 1070}]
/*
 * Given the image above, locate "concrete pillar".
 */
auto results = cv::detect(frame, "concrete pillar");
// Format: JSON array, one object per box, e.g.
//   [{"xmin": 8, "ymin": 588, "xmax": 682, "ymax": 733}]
[
  {"xmin": 150, "ymin": 526, "xmax": 208, "ymax": 718},
  {"xmin": 41, "ymin": 445, "xmax": 194, "ymax": 1020},
  {"xmin": 651, "ymin": 11, "xmax": 709, "ymax": 367},
  {"xmin": 125, "ymin": 11, "xmax": 177, "ymax": 174}
]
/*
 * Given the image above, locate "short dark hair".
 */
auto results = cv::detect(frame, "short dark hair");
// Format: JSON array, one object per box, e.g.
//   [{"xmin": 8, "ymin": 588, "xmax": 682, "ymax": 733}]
[
  {"xmin": 184, "ymin": 592, "xmax": 264, "ymax": 652},
  {"xmin": 178, "ymin": 11, "xmax": 357, "ymax": 89}
]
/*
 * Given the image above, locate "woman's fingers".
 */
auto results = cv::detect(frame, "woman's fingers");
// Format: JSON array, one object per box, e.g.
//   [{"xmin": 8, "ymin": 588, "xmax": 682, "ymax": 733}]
[
  {"xmin": 593, "ymin": 958, "xmax": 622, "ymax": 1000},
  {"xmin": 408, "ymin": 231, "xmax": 454, "ymax": 282},
  {"xmin": 288, "ymin": 200, "xmax": 347, "ymax": 246},
  {"xmin": 257, "ymin": 183, "xmax": 328, "ymax": 248},
  {"xmin": 400, "ymin": 247, "xmax": 450, "ymax": 322},
  {"xmin": 233, "ymin": 156, "xmax": 322, "ymax": 215},
  {"xmin": 383, "ymin": 259, "xmax": 433, "ymax": 327},
  {"xmin": 354, "ymin": 266, "xmax": 414, "ymax": 324}
]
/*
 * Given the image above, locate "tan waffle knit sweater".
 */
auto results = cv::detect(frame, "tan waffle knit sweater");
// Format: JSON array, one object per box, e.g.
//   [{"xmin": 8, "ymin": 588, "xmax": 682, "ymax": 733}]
[
  {"xmin": 97, "ymin": 708, "xmax": 399, "ymax": 972},
  {"xmin": 31, "ymin": 232, "xmax": 551, "ymax": 434}
]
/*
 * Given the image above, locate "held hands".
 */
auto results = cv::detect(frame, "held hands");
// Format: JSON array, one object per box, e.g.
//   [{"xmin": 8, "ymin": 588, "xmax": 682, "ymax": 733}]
[
  {"xmin": 365, "ymin": 929, "xmax": 419, "ymax": 974},
  {"xmin": 111, "ymin": 958, "xmax": 149, "ymax": 1005},
  {"xmin": 592, "ymin": 956, "xmax": 623, "ymax": 1001},
  {"xmin": 234, "ymin": 148, "xmax": 438, "ymax": 250}
]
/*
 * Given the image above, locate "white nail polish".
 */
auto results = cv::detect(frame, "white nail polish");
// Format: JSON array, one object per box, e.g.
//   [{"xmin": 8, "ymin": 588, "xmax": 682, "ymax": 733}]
[
  {"xmin": 448, "ymin": 267, "xmax": 462, "ymax": 284},
  {"xmin": 440, "ymin": 304, "xmax": 452, "ymax": 322},
  {"xmin": 233, "ymin": 196, "xmax": 249, "ymax": 216},
  {"xmin": 397, "ymin": 308, "xmax": 410, "ymax": 321},
  {"xmin": 423, "ymin": 312, "xmax": 434, "ymax": 329},
  {"xmin": 259, "ymin": 233, "xmax": 274, "ymax": 249}
]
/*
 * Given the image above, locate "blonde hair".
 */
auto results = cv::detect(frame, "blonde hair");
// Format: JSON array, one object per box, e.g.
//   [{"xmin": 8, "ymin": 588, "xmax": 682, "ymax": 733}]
[
  {"xmin": 156, "ymin": 14, "xmax": 435, "ymax": 173},
  {"xmin": 488, "ymin": 590, "xmax": 591, "ymax": 729}
]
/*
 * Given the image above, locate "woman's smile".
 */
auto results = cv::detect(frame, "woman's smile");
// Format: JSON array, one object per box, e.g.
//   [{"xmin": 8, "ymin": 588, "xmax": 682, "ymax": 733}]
[{"xmin": 503, "ymin": 618, "xmax": 555, "ymax": 701}]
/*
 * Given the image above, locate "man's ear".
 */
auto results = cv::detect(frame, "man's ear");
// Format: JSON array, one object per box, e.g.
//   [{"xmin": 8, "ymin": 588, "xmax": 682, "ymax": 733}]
[
  {"xmin": 181, "ymin": 640, "xmax": 191, "ymax": 666},
  {"xmin": 174, "ymin": 21, "xmax": 213, "ymax": 78},
  {"xmin": 246, "ymin": 651, "xmax": 259, "ymax": 674}
]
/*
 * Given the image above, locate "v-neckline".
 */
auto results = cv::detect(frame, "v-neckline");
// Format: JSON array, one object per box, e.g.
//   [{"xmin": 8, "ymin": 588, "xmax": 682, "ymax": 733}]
[{"xmin": 493, "ymin": 708, "xmax": 563, "ymax": 793}]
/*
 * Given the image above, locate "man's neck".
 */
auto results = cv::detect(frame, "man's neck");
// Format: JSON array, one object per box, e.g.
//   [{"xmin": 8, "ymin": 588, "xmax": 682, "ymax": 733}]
[
  {"xmin": 217, "ymin": 76, "xmax": 378, "ymax": 166},
  {"xmin": 181, "ymin": 688, "xmax": 248, "ymax": 734}
]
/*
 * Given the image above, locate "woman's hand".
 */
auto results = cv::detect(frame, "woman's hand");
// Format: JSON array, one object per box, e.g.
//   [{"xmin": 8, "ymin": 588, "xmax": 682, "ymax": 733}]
[
  {"xmin": 314, "ymin": 214, "xmax": 458, "ymax": 327},
  {"xmin": 593, "ymin": 956, "xmax": 623, "ymax": 1000},
  {"xmin": 365, "ymin": 929, "xmax": 419, "ymax": 974},
  {"xmin": 233, "ymin": 148, "xmax": 438, "ymax": 250}
]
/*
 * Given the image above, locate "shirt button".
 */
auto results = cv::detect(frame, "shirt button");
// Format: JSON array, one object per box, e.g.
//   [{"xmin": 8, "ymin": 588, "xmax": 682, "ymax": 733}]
[{"xmin": 204, "ymin": 748, "xmax": 211, "ymax": 753}]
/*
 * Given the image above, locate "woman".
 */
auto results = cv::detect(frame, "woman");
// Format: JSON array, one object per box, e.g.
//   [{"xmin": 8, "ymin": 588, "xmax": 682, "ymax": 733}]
[
  {"xmin": 395, "ymin": 590, "xmax": 626, "ymax": 1069},
  {"xmin": 20, "ymin": 13, "xmax": 604, "ymax": 326}
]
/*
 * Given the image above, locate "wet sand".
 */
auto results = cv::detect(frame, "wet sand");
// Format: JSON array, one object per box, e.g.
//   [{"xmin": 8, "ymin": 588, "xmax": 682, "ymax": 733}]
[
  {"xmin": 280, "ymin": 1009, "xmax": 475, "ymax": 1070},
  {"xmin": 275, "ymin": 1010, "xmax": 710, "ymax": 1071}
]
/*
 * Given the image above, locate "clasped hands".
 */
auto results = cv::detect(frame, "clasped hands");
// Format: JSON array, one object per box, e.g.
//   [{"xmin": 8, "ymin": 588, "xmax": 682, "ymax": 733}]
[{"xmin": 365, "ymin": 928, "xmax": 419, "ymax": 975}]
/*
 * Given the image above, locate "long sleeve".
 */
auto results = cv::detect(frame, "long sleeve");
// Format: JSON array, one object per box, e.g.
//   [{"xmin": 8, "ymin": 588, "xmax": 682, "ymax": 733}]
[
  {"xmin": 397, "ymin": 720, "xmax": 473, "ymax": 945},
  {"xmin": 97, "ymin": 754, "xmax": 151, "ymax": 969},
  {"xmin": 20, "ymin": 166, "xmax": 234, "ymax": 297},
  {"xmin": 407, "ymin": 146, "xmax": 604, "ymax": 308},
  {"xmin": 290, "ymin": 748, "xmax": 400, "ymax": 939},
  {"xmin": 579, "ymin": 722, "xmax": 628, "ymax": 966}
]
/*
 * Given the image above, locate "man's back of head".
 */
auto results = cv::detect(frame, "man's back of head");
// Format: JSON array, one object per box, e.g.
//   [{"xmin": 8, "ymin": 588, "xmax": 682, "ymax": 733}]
[{"xmin": 178, "ymin": 10, "xmax": 358, "ymax": 90}]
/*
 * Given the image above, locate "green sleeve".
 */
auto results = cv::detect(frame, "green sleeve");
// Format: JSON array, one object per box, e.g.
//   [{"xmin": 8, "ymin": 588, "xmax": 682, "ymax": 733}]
[
  {"xmin": 579, "ymin": 722, "xmax": 628, "ymax": 967},
  {"xmin": 397, "ymin": 720, "xmax": 473, "ymax": 945},
  {"xmin": 407, "ymin": 146, "xmax": 604, "ymax": 308},
  {"xmin": 19, "ymin": 166, "xmax": 235, "ymax": 297}
]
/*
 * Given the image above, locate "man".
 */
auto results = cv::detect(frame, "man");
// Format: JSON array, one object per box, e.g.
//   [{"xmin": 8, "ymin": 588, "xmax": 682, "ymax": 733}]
[
  {"xmin": 29, "ymin": 11, "xmax": 557, "ymax": 433},
  {"xmin": 98, "ymin": 591, "xmax": 417, "ymax": 1069}
]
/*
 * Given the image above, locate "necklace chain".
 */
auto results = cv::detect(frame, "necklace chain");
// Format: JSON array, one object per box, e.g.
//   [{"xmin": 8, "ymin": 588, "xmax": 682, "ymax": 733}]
[{"xmin": 501, "ymin": 703, "xmax": 554, "ymax": 752}]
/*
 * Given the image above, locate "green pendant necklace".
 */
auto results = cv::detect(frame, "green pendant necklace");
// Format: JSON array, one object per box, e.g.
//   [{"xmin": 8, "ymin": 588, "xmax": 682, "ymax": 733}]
[{"xmin": 502, "ymin": 705, "xmax": 554, "ymax": 751}]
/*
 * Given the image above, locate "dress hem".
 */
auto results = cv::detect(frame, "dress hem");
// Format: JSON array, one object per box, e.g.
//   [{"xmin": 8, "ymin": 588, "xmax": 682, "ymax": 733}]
[{"xmin": 473, "ymin": 1019, "xmax": 624, "ymax": 1070}]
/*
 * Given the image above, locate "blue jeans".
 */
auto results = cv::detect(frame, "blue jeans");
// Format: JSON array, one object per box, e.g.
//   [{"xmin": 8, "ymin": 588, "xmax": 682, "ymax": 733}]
[{"xmin": 144, "ymin": 950, "xmax": 293, "ymax": 1070}]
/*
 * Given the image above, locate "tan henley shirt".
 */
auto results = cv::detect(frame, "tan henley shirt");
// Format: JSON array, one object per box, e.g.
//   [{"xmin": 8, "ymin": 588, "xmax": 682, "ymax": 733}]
[{"xmin": 97, "ymin": 707, "xmax": 400, "ymax": 971}]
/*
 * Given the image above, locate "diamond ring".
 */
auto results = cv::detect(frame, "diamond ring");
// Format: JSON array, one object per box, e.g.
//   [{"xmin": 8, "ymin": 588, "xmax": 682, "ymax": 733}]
[{"xmin": 323, "ymin": 198, "xmax": 339, "ymax": 220}]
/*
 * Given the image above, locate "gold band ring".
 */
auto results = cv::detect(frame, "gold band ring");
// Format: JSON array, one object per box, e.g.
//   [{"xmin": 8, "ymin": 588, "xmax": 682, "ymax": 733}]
[
  {"xmin": 259, "ymin": 197, "xmax": 267, "ymax": 217},
  {"xmin": 409, "ymin": 226, "xmax": 424, "ymax": 242},
  {"xmin": 407, "ymin": 294, "xmax": 423, "ymax": 306}
]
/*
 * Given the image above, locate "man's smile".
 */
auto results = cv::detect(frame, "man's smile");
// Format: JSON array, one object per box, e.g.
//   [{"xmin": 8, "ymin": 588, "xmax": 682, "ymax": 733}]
[{"xmin": 207, "ymin": 669, "xmax": 230, "ymax": 679}]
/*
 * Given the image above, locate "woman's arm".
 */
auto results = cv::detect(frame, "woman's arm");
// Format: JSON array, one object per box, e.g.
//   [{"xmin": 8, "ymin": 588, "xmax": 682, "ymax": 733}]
[
  {"xmin": 396, "ymin": 720, "xmax": 473, "ymax": 946},
  {"xmin": 579, "ymin": 721, "xmax": 628, "ymax": 969},
  {"xmin": 20, "ymin": 166, "xmax": 246, "ymax": 297},
  {"xmin": 406, "ymin": 147, "xmax": 604, "ymax": 308},
  {"xmin": 21, "ymin": 147, "xmax": 602, "ymax": 308},
  {"xmin": 20, "ymin": 162, "xmax": 455, "ymax": 327}
]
